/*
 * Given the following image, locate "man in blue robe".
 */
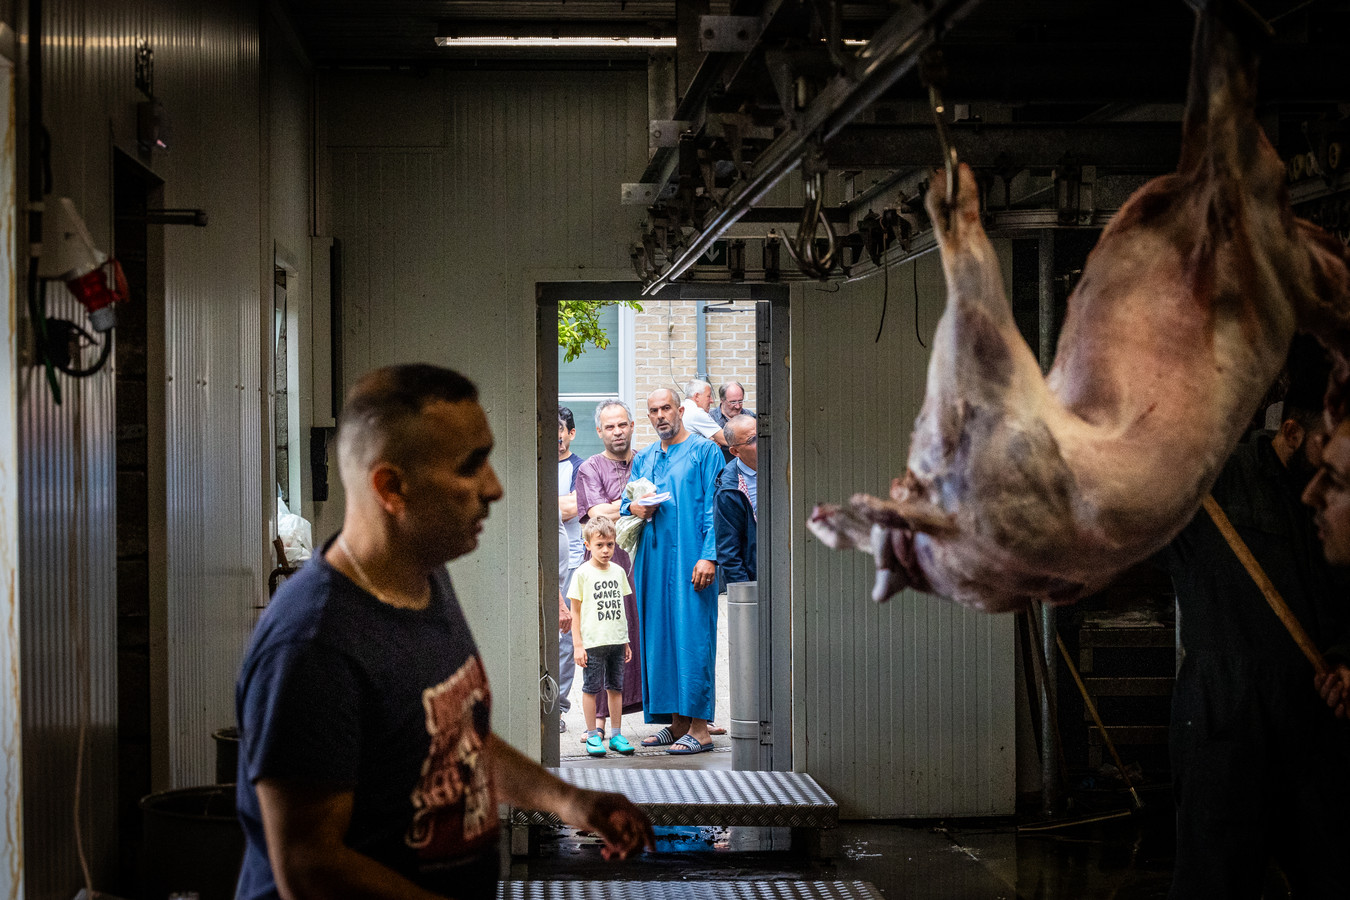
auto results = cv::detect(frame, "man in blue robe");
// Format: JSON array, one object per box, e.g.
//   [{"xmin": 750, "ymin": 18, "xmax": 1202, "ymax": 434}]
[{"xmin": 622, "ymin": 388, "xmax": 725, "ymax": 754}]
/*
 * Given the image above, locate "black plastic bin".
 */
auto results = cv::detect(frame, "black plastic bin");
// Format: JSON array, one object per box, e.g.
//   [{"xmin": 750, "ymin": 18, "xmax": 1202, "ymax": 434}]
[
  {"xmin": 212, "ymin": 726, "xmax": 240, "ymax": 784},
  {"xmin": 140, "ymin": 784, "xmax": 244, "ymax": 900}
]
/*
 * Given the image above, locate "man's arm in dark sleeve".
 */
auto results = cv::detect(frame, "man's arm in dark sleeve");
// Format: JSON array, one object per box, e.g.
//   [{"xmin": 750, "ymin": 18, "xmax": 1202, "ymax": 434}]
[
  {"xmin": 715, "ymin": 489, "xmax": 750, "ymax": 584},
  {"xmin": 257, "ymin": 780, "xmax": 444, "ymax": 900}
]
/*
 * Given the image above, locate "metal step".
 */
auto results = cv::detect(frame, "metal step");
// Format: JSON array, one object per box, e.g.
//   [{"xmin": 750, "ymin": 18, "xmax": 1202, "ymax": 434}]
[
  {"xmin": 1086, "ymin": 725, "xmax": 1168, "ymax": 745},
  {"xmin": 510, "ymin": 768, "xmax": 839, "ymax": 829},
  {"xmin": 499, "ymin": 883, "xmax": 882, "ymax": 900},
  {"xmin": 1081, "ymin": 675, "xmax": 1175, "ymax": 697}
]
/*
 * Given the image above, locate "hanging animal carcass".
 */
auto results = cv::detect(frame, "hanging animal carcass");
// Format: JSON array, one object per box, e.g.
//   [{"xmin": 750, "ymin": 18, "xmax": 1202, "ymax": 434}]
[{"xmin": 809, "ymin": 5, "xmax": 1350, "ymax": 613}]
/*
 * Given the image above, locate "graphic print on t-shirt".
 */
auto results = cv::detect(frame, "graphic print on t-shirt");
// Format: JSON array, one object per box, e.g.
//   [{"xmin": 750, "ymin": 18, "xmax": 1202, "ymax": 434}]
[
  {"xmin": 568, "ymin": 562, "xmax": 632, "ymax": 649},
  {"xmin": 407, "ymin": 654, "xmax": 497, "ymax": 857}
]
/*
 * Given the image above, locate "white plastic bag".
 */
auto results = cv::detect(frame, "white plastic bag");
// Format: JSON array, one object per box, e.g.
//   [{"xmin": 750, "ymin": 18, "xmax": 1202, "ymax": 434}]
[
  {"xmin": 617, "ymin": 477, "xmax": 658, "ymax": 555},
  {"xmin": 276, "ymin": 496, "xmax": 314, "ymax": 564}
]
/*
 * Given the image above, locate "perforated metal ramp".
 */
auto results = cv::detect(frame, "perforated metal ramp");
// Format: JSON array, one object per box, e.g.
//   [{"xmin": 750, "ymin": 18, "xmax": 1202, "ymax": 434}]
[
  {"xmin": 510, "ymin": 768, "xmax": 838, "ymax": 829},
  {"xmin": 508, "ymin": 768, "xmax": 839, "ymax": 857},
  {"xmin": 499, "ymin": 883, "xmax": 882, "ymax": 900}
]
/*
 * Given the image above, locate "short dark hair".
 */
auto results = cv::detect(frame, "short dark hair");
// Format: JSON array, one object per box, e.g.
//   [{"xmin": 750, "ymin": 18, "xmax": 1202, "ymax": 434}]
[
  {"xmin": 558, "ymin": 406, "xmax": 576, "ymax": 432},
  {"xmin": 337, "ymin": 364, "xmax": 478, "ymax": 480},
  {"xmin": 1283, "ymin": 336, "xmax": 1332, "ymax": 429}
]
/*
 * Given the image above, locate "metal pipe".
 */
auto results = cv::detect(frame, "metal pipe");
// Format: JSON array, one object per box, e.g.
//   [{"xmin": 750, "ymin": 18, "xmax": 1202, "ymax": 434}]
[
  {"xmin": 696, "ymin": 297, "xmax": 708, "ymax": 380},
  {"xmin": 643, "ymin": 0, "xmax": 980, "ymax": 295},
  {"xmin": 1037, "ymin": 229, "xmax": 1059, "ymax": 814}
]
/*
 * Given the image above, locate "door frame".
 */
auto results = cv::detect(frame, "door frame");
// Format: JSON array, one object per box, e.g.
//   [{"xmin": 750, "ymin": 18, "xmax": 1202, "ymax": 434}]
[{"xmin": 535, "ymin": 281, "xmax": 790, "ymax": 769}]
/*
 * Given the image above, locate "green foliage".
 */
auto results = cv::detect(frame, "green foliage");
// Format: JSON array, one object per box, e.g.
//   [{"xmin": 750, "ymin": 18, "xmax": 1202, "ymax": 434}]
[{"xmin": 558, "ymin": 299, "xmax": 644, "ymax": 363}]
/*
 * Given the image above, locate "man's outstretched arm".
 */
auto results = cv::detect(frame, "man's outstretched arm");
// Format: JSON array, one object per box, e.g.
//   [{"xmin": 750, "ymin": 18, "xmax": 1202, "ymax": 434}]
[
  {"xmin": 487, "ymin": 733, "xmax": 654, "ymax": 860},
  {"xmin": 257, "ymin": 779, "xmax": 444, "ymax": 900}
]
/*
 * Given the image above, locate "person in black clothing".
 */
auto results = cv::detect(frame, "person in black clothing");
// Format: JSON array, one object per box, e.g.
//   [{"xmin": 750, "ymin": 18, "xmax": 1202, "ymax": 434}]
[
  {"xmin": 1304, "ymin": 418, "xmax": 1350, "ymax": 720},
  {"xmin": 1160, "ymin": 384, "xmax": 1350, "ymax": 898},
  {"xmin": 714, "ymin": 415, "xmax": 758, "ymax": 585}
]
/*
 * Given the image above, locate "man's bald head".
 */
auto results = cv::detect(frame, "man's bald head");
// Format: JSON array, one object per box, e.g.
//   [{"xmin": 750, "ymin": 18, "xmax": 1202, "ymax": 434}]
[
  {"xmin": 337, "ymin": 364, "xmax": 479, "ymax": 488},
  {"xmin": 647, "ymin": 388, "xmax": 684, "ymax": 443},
  {"xmin": 649, "ymin": 387, "xmax": 680, "ymax": 408}
]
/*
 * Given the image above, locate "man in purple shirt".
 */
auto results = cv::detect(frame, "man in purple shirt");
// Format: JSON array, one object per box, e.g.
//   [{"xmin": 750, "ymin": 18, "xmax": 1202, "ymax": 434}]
[{"xmin": 574, "ymin": 400, "xmax": 643, "ymax": 734}]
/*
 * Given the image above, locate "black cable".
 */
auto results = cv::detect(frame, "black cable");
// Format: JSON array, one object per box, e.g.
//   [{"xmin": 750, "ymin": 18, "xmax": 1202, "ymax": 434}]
[
  {"xmin": 874, "ymin": 243, "xmax": 889, "ymax": 343},
  {"xmin": 913, "ymin": 258, "xmax": 927, "ymax": 349},
  {"xmin": 53, "ymin": 321, "xmax": 112, "ymax": 378},
  {"xmin": 27, "ymin": 260, "xmax": 61, "ymax": 403}
]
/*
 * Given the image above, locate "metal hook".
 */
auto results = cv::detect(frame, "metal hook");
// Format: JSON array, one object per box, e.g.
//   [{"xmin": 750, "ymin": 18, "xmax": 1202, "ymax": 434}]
[{"xmin": 919, "ymin": 48, "xmax": 958, "ymax": 204}]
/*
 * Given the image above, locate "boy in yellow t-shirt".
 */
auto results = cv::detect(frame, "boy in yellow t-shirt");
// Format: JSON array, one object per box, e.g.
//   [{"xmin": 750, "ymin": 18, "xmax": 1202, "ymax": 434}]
[{"xmin": 568, "ymin": 516, "xmax": 635, "ymax": 756}]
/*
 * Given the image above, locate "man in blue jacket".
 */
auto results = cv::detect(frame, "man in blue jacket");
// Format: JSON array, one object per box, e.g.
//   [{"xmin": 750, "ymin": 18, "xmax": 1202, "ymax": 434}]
[{"xmin": 715, "ymin": 414, "xmax": 758, "ymax": 584}]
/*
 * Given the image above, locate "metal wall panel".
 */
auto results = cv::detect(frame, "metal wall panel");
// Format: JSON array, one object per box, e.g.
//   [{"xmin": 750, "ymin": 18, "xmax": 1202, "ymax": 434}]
[
  {"xmin": 790, "ymin": 250, "xmax": 1017, "ymax": 818},
  {"xmin": 321, "ymin": 69, "xmax": 648, "ymax": 753},
  {"xmin": 13, "ymin": 1, "xmax": 298, "ymax": 896}
]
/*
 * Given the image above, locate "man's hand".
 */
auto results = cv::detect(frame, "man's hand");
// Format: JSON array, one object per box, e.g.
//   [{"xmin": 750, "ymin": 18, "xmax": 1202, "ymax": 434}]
[
  {"xmin": 576, "ymin": 646, "xmax": 588, "ymax": 668},
  {"xmin": 692, "ymin": 559, "xmax": 716, "ymax": 591},
  {"xmin": 630, "ymin": 495, "xmax": 658, "ymax": 520},
  {"xmin": 560, "ymin": 789, "xmax": 655, "ymax": 861},
  {"xmin": 1315, "ymin": 664, "xmax": 1350, "ymax": 719},
  {"xmin": 558, "ymin": 594, "xmax": 572, "ymax": 633}
]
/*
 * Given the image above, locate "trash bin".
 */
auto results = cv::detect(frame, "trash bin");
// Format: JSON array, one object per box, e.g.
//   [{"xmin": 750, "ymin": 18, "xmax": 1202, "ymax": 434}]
[
  {"xmin": 212, "ymin": 726, "xmax": 240, "ymax": 784},
  {"xmin": 140, "ymin": 784, "xmax": 244, "ymax": 900},
  {"xmin": 728, "ymin": 580, "xmax": 759, "ymax": 770}
]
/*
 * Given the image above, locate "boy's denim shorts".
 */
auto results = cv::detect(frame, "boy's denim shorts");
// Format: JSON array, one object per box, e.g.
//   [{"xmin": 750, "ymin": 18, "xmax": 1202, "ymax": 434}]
[{"xmin": 582, "ymin": 643, "xmax": 625, "ymax": 694}]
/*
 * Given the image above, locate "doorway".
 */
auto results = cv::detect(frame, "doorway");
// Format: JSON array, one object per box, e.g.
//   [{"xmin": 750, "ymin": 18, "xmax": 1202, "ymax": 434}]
[
  {"xmin": 536, "ymin": 282, "xmax": 790, "ymax": 771},
  {"xmin": 112, "ymin": 149, "xmax": 167, "ymax": 889}
]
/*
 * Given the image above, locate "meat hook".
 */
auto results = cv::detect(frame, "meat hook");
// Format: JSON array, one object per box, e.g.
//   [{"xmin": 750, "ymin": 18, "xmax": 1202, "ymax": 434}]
[
  {"xmin": 782, "ymin": 166, "xmax": 838, "ymax": 279},
  {"xmin": 919, "ymin": 47, "xmax": 958, "ymax": 204}
]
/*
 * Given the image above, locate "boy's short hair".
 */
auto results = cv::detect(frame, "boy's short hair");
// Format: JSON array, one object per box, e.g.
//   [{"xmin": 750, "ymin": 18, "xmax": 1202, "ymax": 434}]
[{"xmin": 583, "ymin": 515, "xmax": 616, "ymax": 542}]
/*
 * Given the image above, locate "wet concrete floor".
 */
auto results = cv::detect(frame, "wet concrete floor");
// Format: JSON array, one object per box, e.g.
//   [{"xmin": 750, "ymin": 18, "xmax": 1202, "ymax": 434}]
[{"xmin": 508, "ymin": 800, "xmax": 1177, "ymax": 899}]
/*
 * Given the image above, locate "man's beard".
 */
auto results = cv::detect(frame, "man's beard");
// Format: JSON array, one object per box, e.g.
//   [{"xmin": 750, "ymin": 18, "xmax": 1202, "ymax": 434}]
[{"xmin": 606, "ymin": 437, "xmax": 629, "ymax": 454}]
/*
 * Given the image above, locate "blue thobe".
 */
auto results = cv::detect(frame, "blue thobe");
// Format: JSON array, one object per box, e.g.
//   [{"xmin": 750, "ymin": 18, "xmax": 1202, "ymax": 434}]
[{"xmin": 621, "ymin": 433, "xmax": 725, "ymax": 722}]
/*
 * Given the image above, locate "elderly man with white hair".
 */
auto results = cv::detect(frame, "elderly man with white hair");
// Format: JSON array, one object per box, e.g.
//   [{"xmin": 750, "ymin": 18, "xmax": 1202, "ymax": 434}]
[{"xmin": 680, "ymin": 379, "xmax": 729, "ymax": 449}]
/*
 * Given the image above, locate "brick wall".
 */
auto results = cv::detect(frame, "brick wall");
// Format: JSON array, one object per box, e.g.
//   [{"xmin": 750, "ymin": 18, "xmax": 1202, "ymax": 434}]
[{"xmin": 630, "ymin": 300, "xmax": 757, "ymax": 446}]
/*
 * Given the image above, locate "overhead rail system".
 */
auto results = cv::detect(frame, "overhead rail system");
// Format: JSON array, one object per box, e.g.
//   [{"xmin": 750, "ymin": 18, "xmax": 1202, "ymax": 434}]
[{"xmin": 624, "ymin": 0, "xmax": 1349, "ymax": 291}]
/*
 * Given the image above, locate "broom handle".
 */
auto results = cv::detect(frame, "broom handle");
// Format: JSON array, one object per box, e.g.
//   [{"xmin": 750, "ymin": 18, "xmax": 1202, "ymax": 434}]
[
  {"xmin": 1055, "ymin": 632, "xmax": 1143, "ymax": 810},
  {"xmin": 1201, "ymin": 494, "xmax": 1328, "ymax": 677}
]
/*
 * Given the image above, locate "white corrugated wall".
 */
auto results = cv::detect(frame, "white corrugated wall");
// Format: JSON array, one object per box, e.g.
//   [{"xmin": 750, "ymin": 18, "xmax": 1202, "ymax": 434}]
[
  {"xmin": 790, "ymin": 249, "xmax": 1017, "ymax": 817},
  {"xmin": 11, "ymin": 2, "xmax": 309, "ymax": 896},
  {"xmin": 319, "ymin": 68, "xmax": 648, "ymax": 754}
]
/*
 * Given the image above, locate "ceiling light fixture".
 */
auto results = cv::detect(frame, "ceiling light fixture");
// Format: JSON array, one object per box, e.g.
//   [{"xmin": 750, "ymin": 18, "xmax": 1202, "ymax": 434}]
[
  {"xmin": 435, "ymin": 35, "xmax": 676, "ymax": 47},
  {"xmin": 436, "ymin": 21, "xmax": 675, "ymax": 49}
]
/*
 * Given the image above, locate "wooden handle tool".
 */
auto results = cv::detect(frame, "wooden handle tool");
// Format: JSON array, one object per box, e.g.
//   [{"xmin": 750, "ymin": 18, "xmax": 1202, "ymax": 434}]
[{"xmin": 1202, "ymin": 494, "xmax": 1328, "ymax": 677}]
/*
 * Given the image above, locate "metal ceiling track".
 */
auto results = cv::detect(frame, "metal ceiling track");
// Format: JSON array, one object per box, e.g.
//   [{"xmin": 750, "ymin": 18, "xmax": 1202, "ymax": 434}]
[{"xmin": 641, "ymin": 0, "xmax": 982, "ymax": 295}]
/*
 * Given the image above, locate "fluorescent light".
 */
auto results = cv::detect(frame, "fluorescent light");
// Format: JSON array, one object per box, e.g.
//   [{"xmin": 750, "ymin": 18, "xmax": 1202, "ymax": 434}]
[{"xmin": 435, "ymin": 35, "xmax": 675, "ymax": 48}]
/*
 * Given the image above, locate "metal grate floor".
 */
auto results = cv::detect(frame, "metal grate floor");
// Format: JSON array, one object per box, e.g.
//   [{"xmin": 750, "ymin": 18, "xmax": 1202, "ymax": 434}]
[
  {"xmin": 499, "ymin": 882, "xmax": 881, "ymax": 900},
  {"xmin": 509, "ymin": 768, "xmax": 838, "ymax": 829}
]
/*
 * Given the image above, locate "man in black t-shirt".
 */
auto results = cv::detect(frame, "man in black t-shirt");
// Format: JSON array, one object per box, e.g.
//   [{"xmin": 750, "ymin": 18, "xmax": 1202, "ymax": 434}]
[
  {"xmin": 236, "ymin": 365, "xmax": 653, "ymax": 900},
  {"xmin": 1160, "ymin": 393, "xmax": 1350, "ymax": 898}
]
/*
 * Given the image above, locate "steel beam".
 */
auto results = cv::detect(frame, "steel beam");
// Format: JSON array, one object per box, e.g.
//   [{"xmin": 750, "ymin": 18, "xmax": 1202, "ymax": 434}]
[
  {"xmin": 644, "ymin": 0, "xmax": 982, "ymax": 294},
  {"xmin": 825, "ymin": 121, "xmax": 1182, "ymax": 171}
]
